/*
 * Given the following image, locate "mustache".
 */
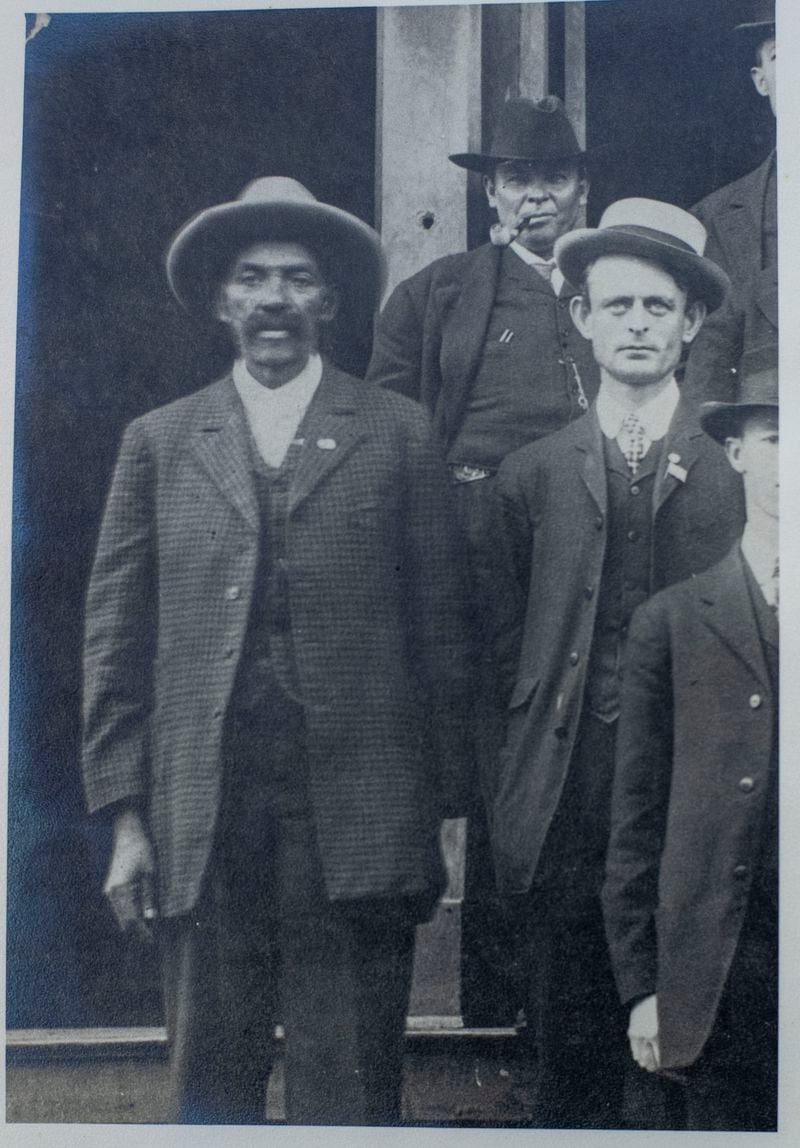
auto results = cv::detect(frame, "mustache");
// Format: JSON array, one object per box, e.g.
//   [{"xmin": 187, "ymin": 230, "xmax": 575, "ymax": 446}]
[{"xmin": 244, "ymin": 314, "xmax": 302, "ymax": 336}]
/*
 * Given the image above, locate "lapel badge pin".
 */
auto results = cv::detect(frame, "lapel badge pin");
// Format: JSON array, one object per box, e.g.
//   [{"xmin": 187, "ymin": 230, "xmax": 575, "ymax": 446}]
[
  {"xmin": 666, "ymin": 453, "xmax": 687, "ymax": 483},
  {"xmin": 316, "ymin": 437, "xmax": 337, "ymax": 451}
]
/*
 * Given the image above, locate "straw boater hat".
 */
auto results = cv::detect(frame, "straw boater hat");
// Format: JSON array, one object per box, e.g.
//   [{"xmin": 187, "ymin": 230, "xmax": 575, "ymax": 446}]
[
  {"xmin": 449, "ymin": 96, "xmax": 586, "ymax": 173},
  {"xmin": 554, "ymin": 198, "xmax": 731, "ymax": 312},
  {"xmin": 700, "ymin": 343, "xmax": 778, "ymax": 443},
  {"xmin": 166, "ymin": 177, "xmax": 385, "ymax": 327}
]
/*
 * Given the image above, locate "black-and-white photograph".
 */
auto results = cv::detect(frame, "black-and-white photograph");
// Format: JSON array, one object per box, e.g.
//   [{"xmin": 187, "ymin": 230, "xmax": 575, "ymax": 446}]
[{"xmin": 4, "ymin": 0, "xmax": 794, "ymax": 1138}]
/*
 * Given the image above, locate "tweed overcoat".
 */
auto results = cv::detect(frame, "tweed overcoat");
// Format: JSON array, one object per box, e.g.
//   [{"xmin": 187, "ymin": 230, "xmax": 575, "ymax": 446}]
[
  {"xmin": 685, "ymin": 156, "xmax": 778, "ymax": 404},
  {"xmin": 365, "ymin": 243, "xmax": 600, "ymax": 452},
  {"xmin": 82, "ymin": 364, "xmax": 474, "ymax": 919},
  {"xmin": 602, "ymin": 546, "xmax": 777, "ymax": 1068},
  {"xmin": 488, "ymin": 399, "xmax": 745, "ymax": 896}
]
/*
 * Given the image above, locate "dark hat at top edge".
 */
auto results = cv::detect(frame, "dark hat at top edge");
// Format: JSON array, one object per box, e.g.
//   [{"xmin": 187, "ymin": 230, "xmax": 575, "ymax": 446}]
[{"xmin": 449, "ymin": 96, "xmax": 586, "ymax": 173}]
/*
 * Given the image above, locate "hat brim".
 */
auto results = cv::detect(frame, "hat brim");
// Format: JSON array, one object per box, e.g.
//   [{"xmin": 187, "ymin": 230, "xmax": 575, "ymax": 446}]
[
  {"xmin": 554, "ymin": 228, "xmax": 730, "ymax": 312},
  {"xmin": 733, "ymin": 19, "xmax": 775, "ymax": 32},
  {"xmin": 448, "ymin": 149, "xmax": 586, "ymax": 173},
  {"xmin": 166, "ymin": 199, "xmax": 385, "ymax": 327},
  {"xmin": 700, "ymin": 399, "xmax": 779, "ymax": 443}
]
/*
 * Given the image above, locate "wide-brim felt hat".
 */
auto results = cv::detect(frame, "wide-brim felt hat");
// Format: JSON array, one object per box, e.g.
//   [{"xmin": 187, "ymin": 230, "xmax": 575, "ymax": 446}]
[
  {"xmin": 701, "ymin": 343, "xmax": 778, "ymax": 442},
  {"xmin": 733, "ymin": 0, "xmax": 775, "ymax": 34},
  {"xmin": 554, "ymin": 197, "xmax": 731, "ymax": 312},
  {"xmin": 449, "ymin": 96, "xmax": 585, "ymax": 173},
  {"xmin": 166, "ymin": 176, "xmax": 385, "ymax": 326}
]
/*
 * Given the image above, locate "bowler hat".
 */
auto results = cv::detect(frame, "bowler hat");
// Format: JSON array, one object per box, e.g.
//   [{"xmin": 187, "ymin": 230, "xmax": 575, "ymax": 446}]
[
  {"xmin": 554, "ymin": 197, "xmax": 731, "ymax": 312},
  {"xmin": 449, "ymin": 96, "xmax": 585, "ymax": 173},
  {"xmin": 166, "ymin": 177, "xmax": 385, "ymax": 325},
  {"xmin": 701, "ymin": 343, "xmax": 778, "ymax": 443}
]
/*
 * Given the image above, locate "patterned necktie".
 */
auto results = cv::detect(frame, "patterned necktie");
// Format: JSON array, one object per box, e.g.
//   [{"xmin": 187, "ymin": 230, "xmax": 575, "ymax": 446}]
[{"xmin": 617, "ymin": 412, "xmax": 649, "ymax": 475}]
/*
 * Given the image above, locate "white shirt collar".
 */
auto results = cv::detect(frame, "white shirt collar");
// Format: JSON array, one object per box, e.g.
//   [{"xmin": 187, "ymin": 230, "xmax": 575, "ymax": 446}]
[
  {"xmin": 596, "ymin": 377, "xmax": 680, "ymax": 442},
  {"xmin": 509, "ymin": 241, "xmax": 564, "ymax": 294},
  {"xmin": 232, "ymin": 353, "xmax": 323, "ymax": 468},
  {"xmin": 741, "ymin": 517, "xmax": 779, "ymax": 591}
]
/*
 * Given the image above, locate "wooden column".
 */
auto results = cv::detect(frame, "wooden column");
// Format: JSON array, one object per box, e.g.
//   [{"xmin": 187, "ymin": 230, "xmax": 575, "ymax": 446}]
[
  {"xmin": 564, "ymin": 2, "xmax": 587, "ymax": 148},
  {"xmin": 375, "ymin": 4, "xmax": 482, "ymax": 297}
]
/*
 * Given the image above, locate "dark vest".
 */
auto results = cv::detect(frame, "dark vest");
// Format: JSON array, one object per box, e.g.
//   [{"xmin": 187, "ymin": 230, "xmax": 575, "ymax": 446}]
[
  {"xmin": 584, "ymin": 435, "xmax": 664, "ymax": 723},
  {"xmin": 447, "ymin": 248, "xmax": 595, "ymax": 468}
]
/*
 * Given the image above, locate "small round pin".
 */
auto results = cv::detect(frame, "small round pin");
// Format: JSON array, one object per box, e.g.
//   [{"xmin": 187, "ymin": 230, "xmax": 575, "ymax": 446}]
[
  {"xmin": 317, "ymin": 438, "xmax": 337, "ymax": 450},
  {"xmin": 667, "ymin": 452, "xmax": 681, "ymax": 463}
]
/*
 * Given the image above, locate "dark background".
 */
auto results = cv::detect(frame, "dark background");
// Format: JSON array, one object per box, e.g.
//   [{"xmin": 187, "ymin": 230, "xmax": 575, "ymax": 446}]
[{"xmin": 9, "ymin": 1, "xmax": 775, "ymax": 1028}]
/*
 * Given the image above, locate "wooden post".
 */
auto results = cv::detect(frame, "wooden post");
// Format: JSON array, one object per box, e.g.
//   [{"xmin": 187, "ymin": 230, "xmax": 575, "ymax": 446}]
[{"xmin": 375, "ymin": 5, "xmax": 482, "ymax": 297}]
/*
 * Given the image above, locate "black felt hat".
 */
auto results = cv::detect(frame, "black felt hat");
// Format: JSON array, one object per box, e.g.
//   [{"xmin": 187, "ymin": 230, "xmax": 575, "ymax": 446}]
[
  {"xmin": 701, "ymin": 344, "xmax": 778, "ymax": 442},
  {"xmin": 449, "ymin": 96, "xmax": 585, "ymax": 173}
]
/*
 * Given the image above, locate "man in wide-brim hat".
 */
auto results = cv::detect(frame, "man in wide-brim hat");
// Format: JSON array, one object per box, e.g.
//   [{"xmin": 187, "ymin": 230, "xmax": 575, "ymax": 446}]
[
  {"xmin": 367, "ymin": 96, "xmax": 602, "ymax": 1025},
  {"xmin": 685, "ymin": 0, "xmax": 777, "ymax": 404},
  {"xmin": 82, "ymin": 176, "xmax": 474, "ymax": 1125},
  {"xmin": 605, "ymin": 342, "xmax": 778, "ymax": 1130},
  {"xmin": 486, "ymin": 198, "xmax": 744, "ymax": 1126}
]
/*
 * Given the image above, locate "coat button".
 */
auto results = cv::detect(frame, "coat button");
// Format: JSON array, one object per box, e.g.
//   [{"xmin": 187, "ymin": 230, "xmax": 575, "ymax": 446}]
[
  {"xmin": 749, "ymin": 693, "xmax": 762, "ymax": 709},
  {"xmin": 733, "ymin": 864, "xmax": 749, "ymax": 879},
  {"xmin": 627, "ymin": 529, "xmax": 639, "ymax": 541},
  {"xmin": 738, "ymin": 777, "xmax": 755, "ymax": 793},
  {"xmin": 584, "ymin": 585, "xmax": 594, "ymax": 599},
  {"xmin": 630, "ymin": 485, "xmax": 641, "ymax": 496},
  {"xmin": 569, "ymin": 651, "xmax": 579, "ymax": 665},
  {"xmin": 225, "ymin": 585, "xmax": 241, "ymax": 601},
  {"xmin": 595, "ymin": 515, "xmax": 604, "ymax": 530}
]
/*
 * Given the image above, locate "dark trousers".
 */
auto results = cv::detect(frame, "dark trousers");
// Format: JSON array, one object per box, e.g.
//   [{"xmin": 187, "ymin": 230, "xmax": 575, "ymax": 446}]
[
  {"xmin": 511, "ymin": 714, "xmax": 628, "ymax": 1128},
  {"xmin": 682, "ymin": 897, "xmax": 778, "ymax": 1131},
  {"xmin": 453, "ymin": 475, "xmax": 523, "ymax": 1025},
  {"xmin": 160, "ymin": 688, "xmax": 416, "ymax": 1126}
]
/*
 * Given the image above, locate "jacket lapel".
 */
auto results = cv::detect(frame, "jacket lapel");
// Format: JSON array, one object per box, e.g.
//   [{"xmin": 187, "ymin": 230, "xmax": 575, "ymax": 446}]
[
  {"xmin": 575, "ymin": 408, "xmax": 608, "ymax": 517},
  {"xmin": 288, "ymin": 365, "xmax": 367, "ymax": 515},
  {"xmin": 712, "ymin": 155, "xmax": 773, "ymax": 285},
  {"xmin": 697, "ymin": 546, "xmax": 770, "ymax": 689},
  {"xmin": 189, "ymin": 377, "xmax": 259, "ymax": 532},
  {"xmin": 653, "ymin": 398, "xmax": 703, "ymax": 517},
  {"xmin": 438, "ymin": 245, "xmax": 502, "ymax": 446}
]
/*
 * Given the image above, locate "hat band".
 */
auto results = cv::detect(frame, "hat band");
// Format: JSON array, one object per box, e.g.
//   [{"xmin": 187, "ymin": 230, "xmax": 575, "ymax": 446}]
[{"xmin": 604, "ymin": 224, "xmax": 698, "ymax": 256}]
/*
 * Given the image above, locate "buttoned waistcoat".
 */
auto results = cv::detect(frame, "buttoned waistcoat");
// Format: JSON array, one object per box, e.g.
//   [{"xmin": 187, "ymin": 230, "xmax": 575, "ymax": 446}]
[
  {"xmin": 602, "ymin": 547, "xmax": 777, "ymax": 1068},
  {"xmin": 365, "ymin": 243, "xmax": 600, "ymax": 454},
  {"xmin": 82, "ymin": 365, "xmax": 474, "ymax": 919},
  {"xmin": 488, "ymin": 400, "xmax": 745, "ymax": 896}
]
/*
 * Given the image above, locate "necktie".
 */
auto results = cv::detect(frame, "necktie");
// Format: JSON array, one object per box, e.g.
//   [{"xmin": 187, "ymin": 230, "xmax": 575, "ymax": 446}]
[
  {"xmin": 617, "ymin": 412, "xmax": 649, "ymax": 476},
  {"xmin": 533, "ymin": 259, "xmax": 557, "ymax": 285}
]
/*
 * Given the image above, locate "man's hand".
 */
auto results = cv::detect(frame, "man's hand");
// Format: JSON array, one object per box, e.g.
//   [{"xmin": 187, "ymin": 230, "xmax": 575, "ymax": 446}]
[
  {"xmin": 628, "ymin": 994, "xmax": 660, "ymax": 1073},
  {"xmin": 103, "ymin": 808, "xmax": 158, "ymax": 942}
]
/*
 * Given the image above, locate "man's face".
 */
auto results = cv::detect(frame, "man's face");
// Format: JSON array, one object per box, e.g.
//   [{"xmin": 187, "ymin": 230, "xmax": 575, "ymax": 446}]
[
  {"xmin": 570, "ymin": 256, "xmax": 705, "ymax": 388},
  {"xmin": 751, "ymin": 36, "xmax": 776, "ymax": 116},
  {"xmin": 484, "ymin": 160, "xmax": 587, "ymax": 257},
  {"xmin": 216, "ymin": 241, "xmax": 337, "ymax": 384},
  {"xmin": 725, "ymin": 411, "xmax": 779, "ymax": 521}
]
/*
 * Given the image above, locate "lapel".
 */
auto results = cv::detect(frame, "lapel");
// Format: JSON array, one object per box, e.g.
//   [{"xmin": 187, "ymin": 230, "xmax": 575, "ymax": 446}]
[
  {"xmin": 712, "ymin": 155, "xmax": 773, "ymax": 286},
  {"xmin": 574, "ymin": 407, "xmax": 608, "ymax": 517},
  {"xmin": 189, "ymin": 377, "xmax": 259, "ymax": 532},
  {"xmin": 697, "ymin": 546, "xmax": 770, "ymax": 689},
  {"xmin": 288, "ymin": 364, "xmax": 367, "ymax": 515},
  {"xmin": 438, "ymin": 245, "xmax": 502, "ymax": 443},
  {"xmin": 653, "ymin": 397, "xmax": 705, "ymax": 517}
]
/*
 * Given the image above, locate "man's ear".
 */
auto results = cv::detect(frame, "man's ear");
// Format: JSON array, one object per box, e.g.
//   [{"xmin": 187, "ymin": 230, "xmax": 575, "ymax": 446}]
[
  {"xmin": 483, "ymin": 173, "xmax": 497, "ymax": 209},
  {"xmin": 681, "ymin": 299, "xmax": 707, "ymax": 346},
  {"xmin": 214, "ymin": 288, "xmax": 231, "ymax": 325},
  {"xmin": 578, "ymin": 177, "xmax": 590, "ymax": 209},
  {"xmin": 320, "ymin": 285, "xmax": 339, "ymax": 324},
  {"xmin": 570, "ymin": 293, "xmax": 592, "ymax": 340},
  {"xmin": 751, "ymin": 63, "xmax": 769, "ymax": 99},
  {"xmin": 725, "ymin": 435, "xmax": 745, "ymax": 474}
]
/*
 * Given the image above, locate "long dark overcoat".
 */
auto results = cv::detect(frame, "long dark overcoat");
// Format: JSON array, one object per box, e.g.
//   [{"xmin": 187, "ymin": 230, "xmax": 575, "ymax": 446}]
[
  {"xmin": 685, "ymin": 156, "xmax": 778, "ymax": 403},
  {"xmin": 602, "ymin": 546, "xmax": 777, "ymax": 1068},
  {"xmin": 488, "ymin": 400, "xmax": 745, "ymax": 896},
  {"xmin": 82, "ymin": 364, "xmax": 473, "ymax": 919},
  {"xmin": 365, "ymin": 243, "xmax": 599, "ymax": 451}
]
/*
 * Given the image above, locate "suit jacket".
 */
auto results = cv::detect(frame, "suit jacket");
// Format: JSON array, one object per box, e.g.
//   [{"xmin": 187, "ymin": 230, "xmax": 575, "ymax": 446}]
[
  {"xmin": 602, "ymin": 546, "xmax": 777, "ymax": 1068},
  {"xmin": 365, "ymin": 243, "xmax": 599, "ymax": 453},
  {"xmin": 488, "ymin": 399, "xmax": 745, "ymax": 896},
  {"xmin": 685, "ymin": 155, "xmax": 778, "ymax": 404},
  {"xmin": 82, "ymin": 363, "xmax": 474, "ymax": 919}
]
